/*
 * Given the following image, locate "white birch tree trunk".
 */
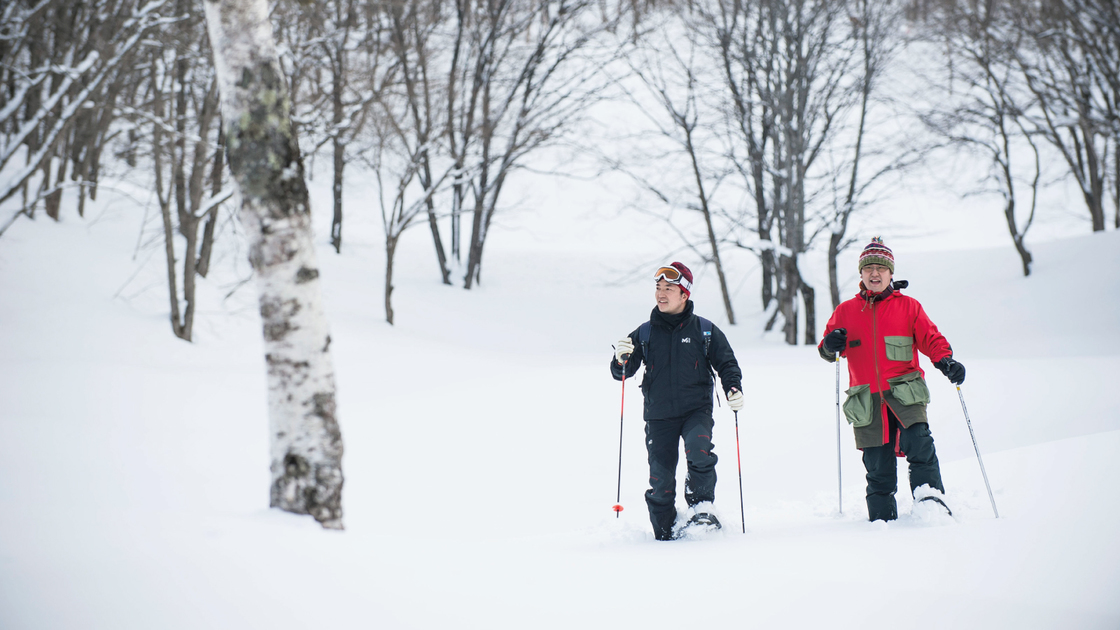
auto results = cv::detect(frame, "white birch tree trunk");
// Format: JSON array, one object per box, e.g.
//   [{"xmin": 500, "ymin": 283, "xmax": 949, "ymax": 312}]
[{"xmin": 203, "ymin": 0, "xmax": 344, "ymax": 529}]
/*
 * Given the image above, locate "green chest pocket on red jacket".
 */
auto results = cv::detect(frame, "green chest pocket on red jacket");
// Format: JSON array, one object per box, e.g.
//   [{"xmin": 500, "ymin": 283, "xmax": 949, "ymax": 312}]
[{"xmin": 884, "ymin": 336, "xmax": 914, "ymax": 362}]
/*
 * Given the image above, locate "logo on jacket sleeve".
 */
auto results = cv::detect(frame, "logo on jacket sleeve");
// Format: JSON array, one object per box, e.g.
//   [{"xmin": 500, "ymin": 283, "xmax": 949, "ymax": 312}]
[{"xmin": 681, "ymin": 337, "xmax": 691, "ymax": 343}]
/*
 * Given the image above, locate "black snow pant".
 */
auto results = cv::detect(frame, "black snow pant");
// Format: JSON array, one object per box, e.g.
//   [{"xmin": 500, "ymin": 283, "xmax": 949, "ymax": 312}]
[
  {"xmin": 861, "ymin": 407, "xmax": 944, "ymax": 522},
  {"xmin": 644, "ymin": 408, "xmax": 718, "ymax": 540}
]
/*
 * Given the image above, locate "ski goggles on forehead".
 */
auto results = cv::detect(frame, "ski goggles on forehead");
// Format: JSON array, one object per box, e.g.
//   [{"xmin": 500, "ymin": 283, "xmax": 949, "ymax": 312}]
[
  {"xmin": 654, "ymin": 265, "xmax": 691, "ymax": 291},
  {"xmin": 654, "ymin": 266, "xmax": 681, "ymax": 282}
]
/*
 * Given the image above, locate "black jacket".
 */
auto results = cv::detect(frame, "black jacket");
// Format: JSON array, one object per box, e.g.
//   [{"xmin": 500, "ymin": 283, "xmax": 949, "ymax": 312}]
[{"xmin": 610, "ymin": 301, "xmax": 742, "ymax": 420}]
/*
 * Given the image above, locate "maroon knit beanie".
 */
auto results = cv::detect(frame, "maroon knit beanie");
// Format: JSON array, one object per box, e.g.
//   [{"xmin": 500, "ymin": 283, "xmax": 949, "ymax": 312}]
[{"xmin": 669, "ymin": 262, "xmax": 693, "ymax": 298}]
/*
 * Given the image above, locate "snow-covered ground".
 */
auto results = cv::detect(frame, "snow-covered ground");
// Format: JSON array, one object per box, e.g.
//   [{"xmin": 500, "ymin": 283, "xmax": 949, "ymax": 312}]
[{"xmin": 1, "ymin": 169, "xmax": 1118, "ymax": 629}]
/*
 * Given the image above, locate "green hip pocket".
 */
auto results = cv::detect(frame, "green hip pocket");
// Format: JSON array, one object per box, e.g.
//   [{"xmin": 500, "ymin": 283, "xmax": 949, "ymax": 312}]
[
  {"xmin": 887, "ymin": 370, "xmax": 931, "ymax": 406},
  {"xmin": 842, "ymin": 384, "xmax": 874, "ymax": 427}
]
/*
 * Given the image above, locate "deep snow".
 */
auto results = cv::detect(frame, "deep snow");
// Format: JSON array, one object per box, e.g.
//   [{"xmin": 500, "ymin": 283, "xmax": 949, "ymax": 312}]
[{"xmin": 1, "ymin": 168, "xmax": 1119, "ymax": 629}]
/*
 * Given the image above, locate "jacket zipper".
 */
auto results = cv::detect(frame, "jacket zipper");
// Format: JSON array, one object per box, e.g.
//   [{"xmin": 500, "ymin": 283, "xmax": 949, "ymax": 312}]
[
  {"xmin": 870, "ymin": 296, "xmax": 891, "ymax": 445},
  {"xmin": 870, "ymin": 295, "xmax": 881, "ymax": 391}
]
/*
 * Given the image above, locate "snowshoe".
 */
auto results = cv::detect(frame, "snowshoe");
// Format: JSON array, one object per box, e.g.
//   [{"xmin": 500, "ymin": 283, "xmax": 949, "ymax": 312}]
[
  {"xmin": 916, "ymin": 495, "xmax": 953, "ymax": 516},
  {"xmin": 672, "ymin": 511, "xmax": 722, "ymax": 539},
  {"xmin": 911, "ymin": 484, "xmax": 954, "ymax": 523},
  {"xmin": 687, "ymin": 512, "xmax": 722, "ymax": 529}
]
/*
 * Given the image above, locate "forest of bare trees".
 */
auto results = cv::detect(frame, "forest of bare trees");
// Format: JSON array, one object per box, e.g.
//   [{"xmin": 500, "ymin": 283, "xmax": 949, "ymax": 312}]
[
  {"xmin": 3, "ymin": 0, "xmax": 1118, "ymax": 341},
  {"xmin": 923, "ymin": 0, "xmax": 1120, "ymax": 277}
]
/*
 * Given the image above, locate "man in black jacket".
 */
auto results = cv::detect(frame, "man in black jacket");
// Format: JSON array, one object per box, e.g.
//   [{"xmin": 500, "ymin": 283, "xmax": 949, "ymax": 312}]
[{"xmin": 610, "ymin": 262, "xmax": 744, "ymax": 540}]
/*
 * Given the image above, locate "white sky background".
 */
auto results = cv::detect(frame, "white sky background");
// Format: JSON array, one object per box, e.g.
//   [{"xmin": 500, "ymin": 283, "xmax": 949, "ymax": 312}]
[{"xmin": 1, "ymin": 24, "xmax": 1119, "ymax": 630}]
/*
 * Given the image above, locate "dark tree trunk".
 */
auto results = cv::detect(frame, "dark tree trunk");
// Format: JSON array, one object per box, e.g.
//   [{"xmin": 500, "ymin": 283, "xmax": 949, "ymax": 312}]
[
  {"xmin": 385, "ymin": 234, "xmax": 397, "ymax": 325},
  {"xmin": 800, "ymin": 273, "xmax": 815, "ymax": 345},
  {"xmin": 426, "ymin": 201, "xmax": 452, "ymax": 284},
  {"xmin": 779, "ymin": 254, "xmax": 800, "ymax": 346},
  {"xmin": 686, "ymin": 126, "xmax": 736, "ymax": 325},
  {"xmin": 45, "ymin": 142, "xmax": 68, "ymax": 220},
  {"xmin": 156, "ymin": 136, "xmax": 187, "ymax": 340},
  {"xmin": 386, "ymin": 1, "xmax": 451, "ymax": 282},
  {"xmin": 331, "ymin": 135, "xmax": 344, "ymax": 253},
  {"xmin": 330, "ymin": 59, "xmax": 344, "ymax": 254},
  {"xmin": 828, "ymin": 231, "xmax": 843, "ymax": 310},
  {"xmin": 463, "ymin": 168, "xmax": 489, "ymax": 290},
  {"xmin": 1110, "ymin": 120, "xmax": 1120, "ymax": 229},
  {"xmin": 196, "ymin": 129, "xmax": 225, "ymax": 279}
]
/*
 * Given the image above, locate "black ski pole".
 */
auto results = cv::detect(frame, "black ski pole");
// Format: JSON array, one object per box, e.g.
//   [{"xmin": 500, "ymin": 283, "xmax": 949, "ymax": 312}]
[
  {"xmin": 613, "ymin": 358, "xmax": 628, "ymax": 517},
  {"xmin": 957, "ymin": 385, "xmax": 999, "ymax": 518},
  {"xmin": 734, "ymin": 409, "xmax": 745, "ymax": 533},
  {"xmin": 835, "ymin": 356, "xmax": 843, "ymax": 515}
]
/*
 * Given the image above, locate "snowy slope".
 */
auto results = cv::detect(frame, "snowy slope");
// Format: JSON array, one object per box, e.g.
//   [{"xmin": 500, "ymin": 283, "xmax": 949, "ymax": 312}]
[{"xmin": 0, "ymin": 180, "xmax": 1118, "ymax": 629}]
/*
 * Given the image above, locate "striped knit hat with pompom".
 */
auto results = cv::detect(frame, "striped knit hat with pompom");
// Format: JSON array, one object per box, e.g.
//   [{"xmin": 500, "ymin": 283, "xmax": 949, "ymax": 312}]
[{"xmin": 857, "ymin": 237, "xmax": 894, "ymax": 273}]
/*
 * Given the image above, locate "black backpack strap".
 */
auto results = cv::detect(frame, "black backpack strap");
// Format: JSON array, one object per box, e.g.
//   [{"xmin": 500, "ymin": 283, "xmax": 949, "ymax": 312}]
[
  {"xmin": 698, "ymin": 317, "xmax": 718, "ymax": 402},
  {"xmin": 699, "ymin": 317, "xmax": 712, "ymax": 359},
  {"xmin": 638, "ymin": 321, "xmax": 651, "ymax": 360}
]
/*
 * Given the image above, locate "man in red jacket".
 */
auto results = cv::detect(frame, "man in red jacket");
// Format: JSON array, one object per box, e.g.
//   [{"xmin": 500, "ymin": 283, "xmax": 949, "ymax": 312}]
[{"xmin": 818, "ymin": 237, "xmax": 966, "ymax": 521}]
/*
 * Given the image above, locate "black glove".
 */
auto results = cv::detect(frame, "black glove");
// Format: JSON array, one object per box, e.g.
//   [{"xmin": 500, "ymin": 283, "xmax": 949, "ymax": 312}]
[
  {"xmin": 935, "ymin": 357, "xmax": 966, "ymax": 385},
  {"xmin": 822, "ymin": 328, "xmax": 847, "ymax": 353}
]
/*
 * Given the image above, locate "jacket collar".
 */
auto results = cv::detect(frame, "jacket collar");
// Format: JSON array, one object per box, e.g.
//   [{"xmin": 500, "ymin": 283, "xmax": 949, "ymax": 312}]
[
  {"xmin": 858, "ymin": 279, "xmax": 909, "ymax": 304},
  {"xmin": 650, "ymin": 299, "xmax": 695, "ymax": 329}
]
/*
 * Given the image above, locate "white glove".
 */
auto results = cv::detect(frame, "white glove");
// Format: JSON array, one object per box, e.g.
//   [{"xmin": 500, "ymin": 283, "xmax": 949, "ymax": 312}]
[
  {"xmin": 615, "ymin": 338, "xmax": 635, "ymax": 364},
  {"xmin": 727, "ymin": 388, "xmax": 744, "ymax": 412}
]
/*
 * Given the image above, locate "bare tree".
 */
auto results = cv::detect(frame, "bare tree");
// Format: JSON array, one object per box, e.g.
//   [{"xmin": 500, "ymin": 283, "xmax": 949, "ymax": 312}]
[
  {"xmin": 925, "ymin": 0, "xmax": 1042, "ymax": 276},
  {"xmin": 1059, "ymin": 0, "xmax": 1120, "ymax": 228},
  {"xmin": 380, "ymin": 0, "xmax": 453, "ymax": 284},
  {"xmin": 365, "ymin": 119, "xmax": 457, "ymax": 324},
  {"xmin": 823, "ymin": 0, "xmax": 908, "ymax": 307},
  {"xmin": 268, "ymin": 0, "xmax": 622, "ymax": 321},
  {"xmin": 450, "ymin": 0, "xmax": 619, "ymax": 289},
  {"xmin": 1011, "ymin": 0, "xmax": 1113, "ymax": 232},
  {"xmin": 2, "ymin": 0, "xmax": 235, "ymax": 341},
  {"xmin": 274, "ymin": 0, "xmax": 383, "ymax": 254},
  {"xmin": 707, "ymin": 0, "xmax": 859, "ymax": 344},
  {"xmin": 707, "ymin": 0, "xmax": 779, "ymax": 312},
  {"xmin": 131, "ymin": 0, "xmax": 232, "ymax": 341},
  {"xmin": 203, "ymin": 0, "xmax": 344, "ymax": 529},
  {"xmin": 0, "ymin": 0, "xmax": 177, "ymax": 235},
  {"xmin": 612, "ymin": 20, "xmax": 737, "ymax": 324},
  {"xmin": 349, "ymin": 0, "xmax": 458, "ymax": 322}
]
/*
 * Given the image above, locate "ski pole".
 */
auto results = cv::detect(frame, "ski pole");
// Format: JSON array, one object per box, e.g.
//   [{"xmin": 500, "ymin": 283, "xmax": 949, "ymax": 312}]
[
  {"xmin": 613, "ymin": 357, "xmax": 628, "ymax": 517},
  {"xmin": 835, "ymin": 356, "xmax": 843, "ymax": 515},
  {"xmin": 957, "ymin": 386, "xmax": 999, "ymax": 518},
  {"xmin": 734, "ymin": 410, "xmax": 745, "ymax": 533}
]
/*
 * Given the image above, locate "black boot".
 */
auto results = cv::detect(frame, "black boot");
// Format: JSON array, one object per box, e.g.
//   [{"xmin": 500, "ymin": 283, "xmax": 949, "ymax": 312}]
[{"xmin": 866, "ymin": 494, "xmax": 897, "ymax": 522}]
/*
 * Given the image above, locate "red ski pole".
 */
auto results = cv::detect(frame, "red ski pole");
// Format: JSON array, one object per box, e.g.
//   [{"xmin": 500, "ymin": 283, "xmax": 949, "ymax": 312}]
[
  {"xmin": 613, "ymin": 357, "xmax": 628, "ymax": 517},
  {"xmin": 734, "ymin": 410, "xmax": 745, "ymax": 533}
]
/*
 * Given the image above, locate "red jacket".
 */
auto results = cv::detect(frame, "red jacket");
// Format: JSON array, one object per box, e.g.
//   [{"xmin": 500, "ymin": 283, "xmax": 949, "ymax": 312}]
[{"xmin": 819, "ymin": 284, "xmax": 952, "ymax": 393}]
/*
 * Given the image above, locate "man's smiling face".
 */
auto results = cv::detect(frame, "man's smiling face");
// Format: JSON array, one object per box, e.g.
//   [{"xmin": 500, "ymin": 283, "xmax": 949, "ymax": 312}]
[
  {"xmin": 655, "ymin": 280, "xmax": 688, "ymax": 314},
  {"xmin": 861, "ymin": 264, "xmax": 892, "ymax": 294}
]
